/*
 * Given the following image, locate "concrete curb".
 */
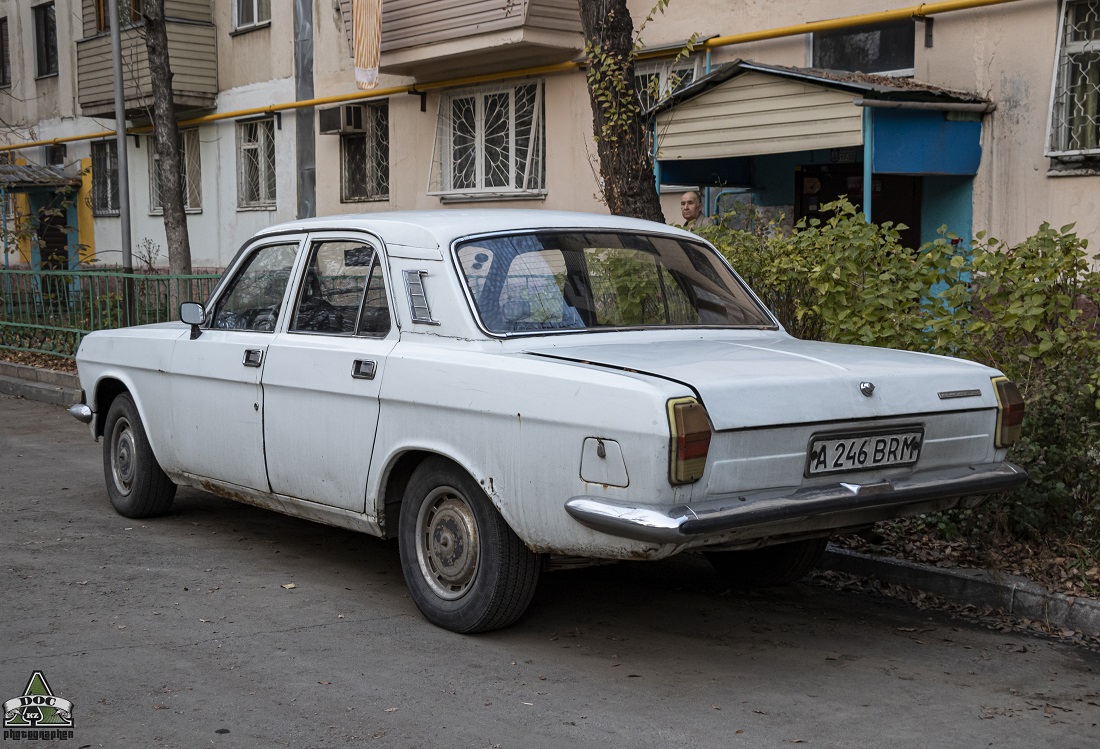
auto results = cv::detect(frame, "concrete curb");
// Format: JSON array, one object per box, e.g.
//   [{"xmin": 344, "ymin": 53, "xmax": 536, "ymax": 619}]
[
  {"xmin": 822, "ymin": 546, "xmax": 1100, "ymax": 639},
  {"xmin": 0, "ymin": 361, "xmax": 81, "ymax": 407}
]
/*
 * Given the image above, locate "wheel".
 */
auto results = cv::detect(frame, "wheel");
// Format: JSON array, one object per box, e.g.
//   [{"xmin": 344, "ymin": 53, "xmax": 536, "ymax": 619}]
[
  {"xmin": 705, "ymin": 537, "xmax": 828, "ymax": 588},
  {"xmin": 398, "ymin": 458, "xmax": 541, "ymax": 633},
  {"xmin": 102, "ymin": 393, "xmax": 176, "ymax": 518}
]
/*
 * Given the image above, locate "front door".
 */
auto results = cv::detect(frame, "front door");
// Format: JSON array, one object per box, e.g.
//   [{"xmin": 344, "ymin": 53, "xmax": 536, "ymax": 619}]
[
  {"xmin": 168, "ymin": 239, "xmax": 302, "ymax": 491},
  {"xmin": 261, "ymin": 235, "xmax": 396, "ymax": 512}
]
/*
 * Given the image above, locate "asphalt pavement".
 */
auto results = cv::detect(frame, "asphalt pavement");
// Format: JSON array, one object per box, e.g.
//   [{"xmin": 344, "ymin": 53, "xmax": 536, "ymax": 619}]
[{"xmin": 2, "ymin": 395, "xmax": 1099, "ymax": 748}]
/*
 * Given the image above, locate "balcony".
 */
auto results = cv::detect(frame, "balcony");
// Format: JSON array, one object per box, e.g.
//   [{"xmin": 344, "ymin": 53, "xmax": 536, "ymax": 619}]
[
  {"xmin": 76, "ymin": 19, "xmax": 217, "ymax": 119},
  {"xmin": 378, "ymin": 0, "xmax": 583, "ymax": 81}
]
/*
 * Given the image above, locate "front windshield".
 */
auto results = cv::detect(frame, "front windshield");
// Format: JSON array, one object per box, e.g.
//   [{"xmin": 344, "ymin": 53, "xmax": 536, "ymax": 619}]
[{"xmin": 455, "ymin": 231, "xmax": 775, "ymax": 334}]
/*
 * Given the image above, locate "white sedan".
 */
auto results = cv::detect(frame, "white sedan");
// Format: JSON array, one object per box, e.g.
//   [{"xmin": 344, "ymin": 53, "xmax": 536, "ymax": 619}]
[{"xmin": 71, "ymin": 210, "xmax": 1026, "ymax": 632}]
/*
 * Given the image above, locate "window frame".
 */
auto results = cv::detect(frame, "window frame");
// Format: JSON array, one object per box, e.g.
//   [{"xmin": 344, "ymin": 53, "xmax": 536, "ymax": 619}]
[
  {"xmin": 340, "ymin": 101, "xmax": 390, "ymax": 203},
  {"xmin": 236, "ymin": 117, "xmax": 277, "ymax": 210},
  {"xmin": 33, "ymin": 2, "xmax": 58, "ymax": 79},
  {"xmin": 234, "ymin": 0, "xmax": 272, "ymax": 32},
  {"xmin": 634, "ymin": 56, "xmax": 701, "ymax": 111},
  {"xmin": 95, "ymin": 0, "xmax": 143, "ymax": 33},
  {"xmin": 287, "ymin": 239, "xmax": 393, "ymax": 338},
  {"xmin": 149, "ymin": 129, "xmax": 203, "ymax": 214},
  {"xmin": 90, "ymin": 140, "xmax": 120, "ymax": 217},
  {"xmin": 0, "ymin": 17, "xmax": 11, "ymax": 88},
  {"xmin": 429, "ymin": 80, "xmax": 546, "ymax": 200},
  {"xmin": 1046, "ymin": 0, "xmax": 1100, "ymax": 159}
]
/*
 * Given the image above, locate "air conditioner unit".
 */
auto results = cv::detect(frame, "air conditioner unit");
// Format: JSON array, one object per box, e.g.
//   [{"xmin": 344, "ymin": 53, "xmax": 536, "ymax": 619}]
[{"xmin": 319, "ymin": 104, "xmax": 367, "ymax": 135}]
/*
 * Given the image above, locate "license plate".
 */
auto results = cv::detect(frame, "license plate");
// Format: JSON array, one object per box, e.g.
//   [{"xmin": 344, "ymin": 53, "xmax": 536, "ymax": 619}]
[{"xmin": 805, "ymin": 428, "xmax": 924, "ymax": 476}]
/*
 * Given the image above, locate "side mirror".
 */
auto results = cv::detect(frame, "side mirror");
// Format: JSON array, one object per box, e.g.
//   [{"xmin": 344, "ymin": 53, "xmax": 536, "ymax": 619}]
[{"xmin": 179, "ymin": 302, "xmax": 206, "ymax": 339}]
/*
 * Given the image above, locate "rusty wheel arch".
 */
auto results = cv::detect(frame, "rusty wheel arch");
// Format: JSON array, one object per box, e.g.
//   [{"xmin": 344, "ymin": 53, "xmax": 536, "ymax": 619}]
[{"xmin": 379, "ymin": 450, "xmax": 481, "ymax": 539}]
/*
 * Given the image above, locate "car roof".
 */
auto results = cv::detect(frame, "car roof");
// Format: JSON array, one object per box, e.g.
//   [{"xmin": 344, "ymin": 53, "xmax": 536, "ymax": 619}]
[{"xmin": 252, "ymin": 209, "xmax": 699, "ymax": 249}]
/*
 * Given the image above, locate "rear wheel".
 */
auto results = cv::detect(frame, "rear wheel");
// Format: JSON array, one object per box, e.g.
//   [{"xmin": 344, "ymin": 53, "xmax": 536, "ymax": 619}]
[
  {"xmin": 102, "ymin": 393, "xmax": 176, "ymax": 518},
  {"xmin": 398, "ymin": 458, "xmax": 541, "ymax": 633},
  {"xmin": 706, "ymin": 538, "xmax": 828, "ymax": 588}
]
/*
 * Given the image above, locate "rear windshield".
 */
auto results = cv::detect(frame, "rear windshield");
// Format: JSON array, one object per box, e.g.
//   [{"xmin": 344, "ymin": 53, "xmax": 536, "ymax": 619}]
[{"xmin": 455, "ymin": 231, "xmax": 775, "ymax": 334}]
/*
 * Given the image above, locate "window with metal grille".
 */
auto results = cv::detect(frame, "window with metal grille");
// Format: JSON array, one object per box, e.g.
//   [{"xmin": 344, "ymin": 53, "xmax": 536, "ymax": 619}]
[
  {"xmin": 341, "ymin": 102, "xmax": 389, "ymax": 202},
  {"xmin": 811, "ymin": 19, "xmax": 915, "ymax": 75},
  {"xmin": 635, "ymin": 57, "xmax": 699, "ymax": 111},
  {"xmin": 1048, "ymin": 1, "xmax": 1100, "ymax": 157},
  {"xmin": 237, "ymin": 118, "xmax": 276, "ymax": 209},
  {"xmin": 33, "ymin": 2, "xmax": 57, "ymax": 77},
  {"xmin": 91, "ymin": 140, "xmax": 120, "ymax": 217},
  {"xmin": 235, "ymin": 0, "xmax": 271, "ymax": 31},
  {"xmin": 95, "ymin": 0, "xmax": 142, "ymax": 32},
  {"xmin": 1, "ymin": 17, "xmax": 11, "ymax": 87},
  {"xmin": 430, "ymin": 81, "xmax": 545, "ymax": 198},
  {"xmin": 150, "ymin": 129, "xmax": 202, "ymax": 213}
]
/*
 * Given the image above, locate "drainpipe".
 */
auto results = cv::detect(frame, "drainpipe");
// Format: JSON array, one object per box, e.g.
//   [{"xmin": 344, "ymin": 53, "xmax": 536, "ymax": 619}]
[{"xmin": 294, "ymin": 0, "xmax": 316, "ymax": 219}]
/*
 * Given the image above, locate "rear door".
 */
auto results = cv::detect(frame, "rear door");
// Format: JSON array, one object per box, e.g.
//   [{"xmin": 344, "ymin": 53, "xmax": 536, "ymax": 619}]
[
  {"xmin": 261, "ymin": 234, "xmax": 397, "ymax": 512},
  {"xmin": 168, "ymin": 238, "xmax": 303, "ymax": 491}
]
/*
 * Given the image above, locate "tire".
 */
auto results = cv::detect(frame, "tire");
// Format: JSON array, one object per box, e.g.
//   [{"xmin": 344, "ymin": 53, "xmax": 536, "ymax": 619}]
[
  {"xmin": 102, "ymin": 393, "xmax": 176, "ymax": 518},
  {"xmin": 706, "ymin": 537, "xmax": 828, "ymax": 588},
  {"xmin": 398, "ymin": 458, "xmax": 541, "ymax": 633}
]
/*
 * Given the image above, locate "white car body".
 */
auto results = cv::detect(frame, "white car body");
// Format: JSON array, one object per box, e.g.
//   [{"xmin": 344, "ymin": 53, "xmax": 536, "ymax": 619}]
[{"xmin": 73, "ymin": 210, "xmax": 1026, "ymax": 630}]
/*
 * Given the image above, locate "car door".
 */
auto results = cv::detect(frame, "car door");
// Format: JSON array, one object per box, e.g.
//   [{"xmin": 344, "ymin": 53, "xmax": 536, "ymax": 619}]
[
  {"xmin": 260, "ymin": 235, "xmax": 397, "ymax": 512},
  {"xmin": 167, "ymin": 238, "xmax": 303, "ymax": 491}
]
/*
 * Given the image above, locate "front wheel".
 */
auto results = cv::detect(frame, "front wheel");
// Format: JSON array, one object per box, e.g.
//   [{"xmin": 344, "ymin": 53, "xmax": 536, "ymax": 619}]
[
  {"xmin": 102, "ymin": 393, "xmax": 176, "ymax": 518},
  {"xmin": 398, "ymin": 458, "xmax": 541, "ymax": 633},
  {"xmin": 706, "ymin": 537, "xmax": 828, "ymax": 588}
]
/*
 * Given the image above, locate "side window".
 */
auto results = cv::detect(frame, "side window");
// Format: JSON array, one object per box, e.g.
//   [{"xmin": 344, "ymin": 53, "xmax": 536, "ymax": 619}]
[
  {"xmin": 290, "ymin": 240, "xmax": 391, "ymax": 337},
  {"xmin": 212, "ymin": 243, "xmax": 298, "ymax": 331}
]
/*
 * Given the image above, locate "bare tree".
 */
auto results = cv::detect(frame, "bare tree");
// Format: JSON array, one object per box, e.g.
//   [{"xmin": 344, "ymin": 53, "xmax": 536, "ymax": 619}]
[
  {"xmin": 142, "ymin": 0, "xmax": 192, "ymax": 275},
  {"xmin": 580, "ymin": 0, "xmax": 665, "ymax": 222}
]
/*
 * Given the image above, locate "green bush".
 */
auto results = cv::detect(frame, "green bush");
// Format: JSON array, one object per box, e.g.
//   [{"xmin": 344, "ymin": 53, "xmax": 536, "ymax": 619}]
[{"xmin": 700, "ymin": 200, "xmax": 1100, "ymax": 539}]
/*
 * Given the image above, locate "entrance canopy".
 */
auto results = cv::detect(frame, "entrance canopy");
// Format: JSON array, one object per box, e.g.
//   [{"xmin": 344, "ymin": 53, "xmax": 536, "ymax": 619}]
[
  {"xmin": 653, "ymin": 60, "xmax": 989, "ymax": 177},
  {"xmin": 0, "ymin": 163, "xmax": 81, "ymax": 190}
]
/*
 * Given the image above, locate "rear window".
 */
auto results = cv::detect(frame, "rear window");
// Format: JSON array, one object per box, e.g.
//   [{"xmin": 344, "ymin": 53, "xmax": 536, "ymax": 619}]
[{"xmin": 455, "ymin": 231, "xmax": 775, "ymax": 334}]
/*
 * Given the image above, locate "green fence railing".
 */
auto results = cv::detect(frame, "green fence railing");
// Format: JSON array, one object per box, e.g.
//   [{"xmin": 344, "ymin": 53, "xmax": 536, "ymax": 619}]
[{"xmin": 0, "ymin": 269, "xmax": 222, "ymax": 358}]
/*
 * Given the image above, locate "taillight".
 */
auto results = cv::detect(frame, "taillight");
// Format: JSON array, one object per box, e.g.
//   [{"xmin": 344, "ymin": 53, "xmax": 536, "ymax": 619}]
[
  {"xmin": 668, "ymin": 397, "xmax": 712, "ymax": 484},
  {"xmin": 992, "ymin": 377, "xmax": 1024, "ymax": 448}
]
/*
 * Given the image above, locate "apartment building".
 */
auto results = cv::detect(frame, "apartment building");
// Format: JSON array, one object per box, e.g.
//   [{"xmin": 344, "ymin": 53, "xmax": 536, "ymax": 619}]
[{"xmin": 0, "ymin": 0, "xmax": 1095, "ymax": 269}]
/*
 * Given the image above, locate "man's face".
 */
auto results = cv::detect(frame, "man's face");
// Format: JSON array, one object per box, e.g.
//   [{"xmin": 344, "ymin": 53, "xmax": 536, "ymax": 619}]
[{"xmin": 680, "ymin": 192, "xmax": 702, "ymax": 222}]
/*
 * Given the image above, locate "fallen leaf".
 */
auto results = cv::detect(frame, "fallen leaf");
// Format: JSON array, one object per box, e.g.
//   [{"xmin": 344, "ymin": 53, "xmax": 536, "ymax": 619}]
[
  {"xmin": 281, "ymin": 583, "xmax": 297, "ymax": 590},
  {"xmin": 383, "ymin": 707, "xmax": 398, "ymax": 713}
]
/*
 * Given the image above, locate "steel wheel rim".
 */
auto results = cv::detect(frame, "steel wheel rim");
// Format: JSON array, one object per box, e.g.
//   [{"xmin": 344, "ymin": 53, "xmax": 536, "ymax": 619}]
[
  {"xmin": 109, "ymin": 416, "xmax": 136, "ymax": 497},
  {"xmin": 415, "ymin": 486, "xmax": 480, "ymax": 601}
]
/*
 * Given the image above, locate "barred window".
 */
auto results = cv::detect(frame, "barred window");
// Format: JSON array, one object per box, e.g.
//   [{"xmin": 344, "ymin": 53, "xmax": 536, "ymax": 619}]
[
  {"xmin": 635, "ymin": 57, "xmax": 699, "ymax": 111},
  {"xmin": 91, "ymin": 140, "xmax": 120, "ymax": 217},
  {"xmin": 237, "ymin": 118, "xmax": 276, "ymax": 209},
  {"xmin": 430, "ymin": 81, "xmax": 545, "ymax": 198},
  {"xmin": 1, "ymin": 17, "xmax": 11, "ymax": 87},
  {"xmin": 341, "ymin": 102, "xmax": 389, "ymax": 202},
  {"xmin": 150, "ymin": 129, "xmax": 202, "ymax": 213},
  {"xmin": 1048, "ymin": 1, "xmax": 1100, "ymax": 156}
]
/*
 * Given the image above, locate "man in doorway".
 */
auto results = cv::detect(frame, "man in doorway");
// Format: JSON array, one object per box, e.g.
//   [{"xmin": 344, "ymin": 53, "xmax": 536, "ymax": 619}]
[{"xmin": 679, "ymin": 190, "xmax": 712, "ymax": 229}]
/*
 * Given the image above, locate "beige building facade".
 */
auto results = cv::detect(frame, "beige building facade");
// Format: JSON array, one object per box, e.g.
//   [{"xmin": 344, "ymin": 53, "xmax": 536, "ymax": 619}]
[{"xmin": 1, "ymin": 0, "xmax": 1096, "ymax": 268}]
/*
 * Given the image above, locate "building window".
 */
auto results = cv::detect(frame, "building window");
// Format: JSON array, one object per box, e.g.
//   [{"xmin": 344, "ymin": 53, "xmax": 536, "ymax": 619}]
[
  {"xmin": 91, "ymin": 140, "xmax": 120, "ymax": 217},
  {"xmin": 235, "ymin": 0, "xmax": 271, "ymax": 31},
  {"xmin": 1049, "ymin": 1, "xmax": 1100, "ymax": 158},
  {"xmin": 33, "ymin": 3, "xmax": 58, "ymax": 78},
  {"xmin": 341, "ymin": 102, "xmax": 389, "ymax": 202},
  {"xmin": 635, "ymin": 56, "xmax": 700, "ymax": 111},
  {"xmin": 237, "ymin": 118, "xmax": 276, "ymax": 209},
  {"xmin": 95, "ymin": 0, "xmax": 142, "ymax": 32},
  {"xmin": 812, "ymin": 19, "xmax": 915, "ymax": 75},
  {"xmin": 431, "ymin": 81, "xmax": 545, "ymax": 197},
  {"xmin": 1, "ymin": 18, "xmax": 11, "ymax": 87},
  {"xmin": 149, "ymin": 129, "xmax": 203, "ymax": 213}
]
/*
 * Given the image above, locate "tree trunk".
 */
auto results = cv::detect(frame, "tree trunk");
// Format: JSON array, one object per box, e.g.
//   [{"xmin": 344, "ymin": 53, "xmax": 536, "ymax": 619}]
[
  {"xmin": 142, "ymin": 0, "xmax": 192, "ymax": 276},
  {"xmin": 580, "ymin": 0, "xmax": 665, "ymax": 222}
]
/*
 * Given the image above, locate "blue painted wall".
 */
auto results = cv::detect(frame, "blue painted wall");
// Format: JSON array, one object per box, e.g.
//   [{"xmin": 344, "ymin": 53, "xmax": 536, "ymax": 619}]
[
  {"xmin": 872, "ymin": 109, "xmax": 982, "ymax": 176},
  {"xmin": 921, "ymin": 175, "xmax": 974, "ymax": 246}
]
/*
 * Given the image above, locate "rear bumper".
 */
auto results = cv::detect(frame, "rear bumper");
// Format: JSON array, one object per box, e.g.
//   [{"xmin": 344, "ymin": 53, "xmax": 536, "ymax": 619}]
[{"xmin": 564, "ymin": 462, "xmax": 1027, "ymax": 545}]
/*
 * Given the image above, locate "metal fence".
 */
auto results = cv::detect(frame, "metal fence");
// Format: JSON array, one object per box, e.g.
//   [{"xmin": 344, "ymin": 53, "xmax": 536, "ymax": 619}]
[{"xmin": 0, "ymin": 269, "xmax": 221, "ymax": 358}]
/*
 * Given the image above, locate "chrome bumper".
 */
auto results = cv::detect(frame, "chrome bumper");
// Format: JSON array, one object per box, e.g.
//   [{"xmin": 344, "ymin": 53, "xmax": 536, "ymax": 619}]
[{"xmin": 564, "ymin": 462, "xmax": 1027, "ymax": 545}]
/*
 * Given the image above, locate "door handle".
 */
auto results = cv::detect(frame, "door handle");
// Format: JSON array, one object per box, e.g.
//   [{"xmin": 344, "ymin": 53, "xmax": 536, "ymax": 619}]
[
  {"xmin": 351, "ymin": 359, "xmax": 377, "ymax": 380},
  {"xmin": 242, "ymin": 349, "xmax": 264, "ymax": 368}
]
